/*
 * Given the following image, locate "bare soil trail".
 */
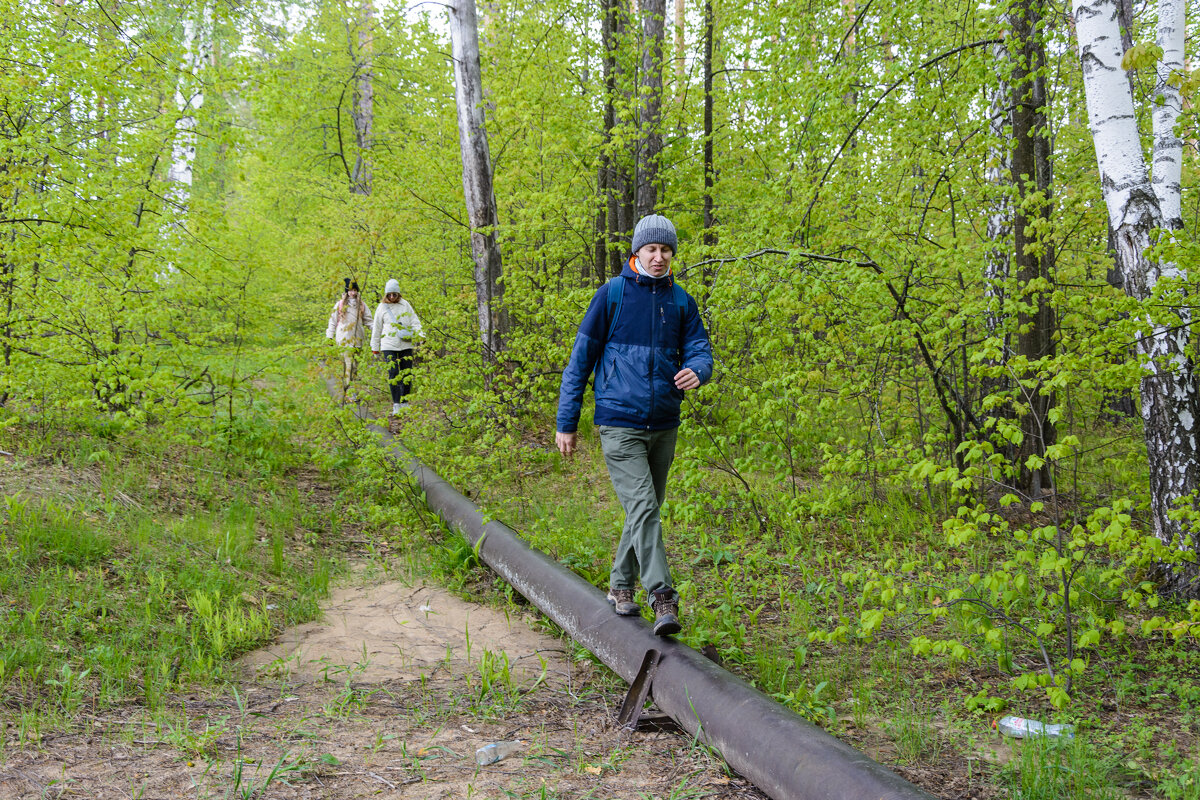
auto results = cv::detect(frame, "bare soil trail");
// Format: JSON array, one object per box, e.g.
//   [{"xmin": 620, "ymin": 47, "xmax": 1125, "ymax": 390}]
[{"xmin": 0, "ymin": 575, "xmax": 766, "ymax": 799}]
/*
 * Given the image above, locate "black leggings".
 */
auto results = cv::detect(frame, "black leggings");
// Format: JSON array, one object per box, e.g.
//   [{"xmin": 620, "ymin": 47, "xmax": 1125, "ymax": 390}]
[{"xmin": 383, "ymin": 350, "xmax": 415, "ymax": 403}]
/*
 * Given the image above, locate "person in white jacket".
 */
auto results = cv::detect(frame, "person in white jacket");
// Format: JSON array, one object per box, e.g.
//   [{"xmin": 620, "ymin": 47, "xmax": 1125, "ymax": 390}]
[
  {"xmin": 325, "ymin": 279, "xmax": 373, "ymax": 402},
  {"xmin": 371, "ymin": 278, "xmax": 424, "ymax": 415}
]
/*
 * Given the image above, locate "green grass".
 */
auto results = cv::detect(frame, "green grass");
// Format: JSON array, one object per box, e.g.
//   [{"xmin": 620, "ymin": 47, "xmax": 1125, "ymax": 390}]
[
  {"xmin": 999, "ymin": 735, "xmax": 1126, "ymax": 800},
  {"xmin": 0, "ymin": 411, "xmax": 340, "ymax": 729}
]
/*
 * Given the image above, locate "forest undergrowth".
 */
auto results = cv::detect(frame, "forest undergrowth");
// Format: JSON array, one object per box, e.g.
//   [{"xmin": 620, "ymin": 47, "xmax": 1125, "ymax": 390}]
[
  {"xmin": 0, "ymin": 370, "xmax": 776, "ymax": 800},
  {"xmin": 371, "ymin": 373, "xmax": 1200, "ymax": 800},
  {"xmin": 2, "ymin": 363, "xmax": 1200, "ymax": 799}
]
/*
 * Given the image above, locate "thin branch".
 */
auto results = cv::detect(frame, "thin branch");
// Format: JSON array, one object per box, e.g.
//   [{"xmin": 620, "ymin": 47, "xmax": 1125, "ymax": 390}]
[{"xmin": 800, "ymin": 38, "xmax": 1003, "ymax": 235}]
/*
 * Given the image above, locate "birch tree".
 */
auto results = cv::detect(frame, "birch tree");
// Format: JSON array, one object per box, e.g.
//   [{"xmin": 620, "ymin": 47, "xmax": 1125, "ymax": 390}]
[
  {"xmin": 1072, "ymin": 0, "xmax": 1199, "ymax": 593},
  {"xmin": 984, "ymin": 34, "xmax": 1011, "ymax": 341},
  {"xmin": 348, "ymin": 0, "xmax": 374, "ymax": 196},
  {"xmin": 166, "ymin": 7, "xmax": 208, "ymax": 220},
  {"xmin": 0, "ymin": 1, "xmax": 254, "ymax": 419},
  {"xmin": 449, "ymin": 0, "xmax": 508, "ymax": 365}
]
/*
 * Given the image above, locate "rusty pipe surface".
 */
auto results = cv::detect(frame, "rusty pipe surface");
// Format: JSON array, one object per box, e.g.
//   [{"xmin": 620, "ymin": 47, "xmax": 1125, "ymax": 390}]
[{"xmin": 346, "ymin": 401, "xmax": 934, "ymax": 800}]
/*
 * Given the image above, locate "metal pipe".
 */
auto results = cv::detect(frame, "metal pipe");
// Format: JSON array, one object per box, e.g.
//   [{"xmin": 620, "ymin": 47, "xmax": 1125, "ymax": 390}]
[{"xmin": 344, "ymin": 396, "xmax": 934, "ymax": 800}]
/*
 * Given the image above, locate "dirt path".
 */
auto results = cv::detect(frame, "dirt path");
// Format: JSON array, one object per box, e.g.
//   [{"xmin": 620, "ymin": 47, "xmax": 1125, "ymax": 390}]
[{"xmin": 0, "ymin": 577, "xmax": 768, "ymax": 799}]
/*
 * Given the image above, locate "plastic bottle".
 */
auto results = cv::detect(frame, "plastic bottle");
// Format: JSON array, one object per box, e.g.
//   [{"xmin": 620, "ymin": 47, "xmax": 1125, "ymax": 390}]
[
  {"xmin": 996, "ymin": 715, "xmax": 1074, "ymax": 739},
  {"xmin": 475, "ymin": 740, "xmax": 523, "ymax": 765}
]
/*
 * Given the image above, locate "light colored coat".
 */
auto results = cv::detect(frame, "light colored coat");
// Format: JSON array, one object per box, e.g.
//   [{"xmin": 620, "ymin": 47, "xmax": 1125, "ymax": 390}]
[
  {"xmin": 371, "ymin": 298, "xmax": 424, "ymax": 352},
  {"xmin": 326, "ymin": 299, "xmax": 372, "ymax": 347}
]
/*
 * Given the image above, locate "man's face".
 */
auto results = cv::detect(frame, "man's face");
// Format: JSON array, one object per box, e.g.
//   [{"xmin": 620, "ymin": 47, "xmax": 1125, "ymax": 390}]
[{"xmin": 635, "ymin": 243, "xmax": 674, "ymax": 277}]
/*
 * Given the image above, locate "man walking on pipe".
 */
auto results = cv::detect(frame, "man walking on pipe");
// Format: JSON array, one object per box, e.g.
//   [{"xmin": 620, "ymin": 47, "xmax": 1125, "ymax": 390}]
[{"xmin": 556, "ymin": 214, "xmax": 714, "ymax": 636}]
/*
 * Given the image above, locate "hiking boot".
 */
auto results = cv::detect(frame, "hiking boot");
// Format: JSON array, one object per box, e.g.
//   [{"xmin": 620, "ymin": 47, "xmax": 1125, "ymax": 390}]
[
  {"xmin": 606, "ymin": 588, "xmax": 640, "ymax": 616},
  {"xmin": 651, "ymin": 590, "xmax": 681, "ymax": 637}
]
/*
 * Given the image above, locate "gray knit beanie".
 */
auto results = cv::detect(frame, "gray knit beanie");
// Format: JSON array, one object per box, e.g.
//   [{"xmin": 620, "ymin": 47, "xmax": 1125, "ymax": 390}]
[{"xmin": 631, "ymin": 214, "xmax": 677, "ymax": 255}]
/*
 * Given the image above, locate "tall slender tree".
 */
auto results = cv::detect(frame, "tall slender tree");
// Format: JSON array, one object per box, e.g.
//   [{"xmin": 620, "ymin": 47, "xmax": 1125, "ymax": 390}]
[
  {"xmin": 1010, "ymin": 0, "xmax": 1056, "ymax": 496},
  {"xmin": 635, "ymin": 0, "xmax": 666, "ymax": 215},
  {"xmin": 674, "ymin": 0, "xmax": 685, "ymax": 98},
  {"xmin": 984, "ymin": 34, "xmax": 1012, "ymax": 339},
  {"xmin": 449, "ymin": 0, "xmax": 508, "ymax": 365},
  {"xmin": 701, "ymin": 0, "xmax": 716, "ymax": 267},
  {"xmin": 166, "ymin": 5, "xmax": 209, "ymax": 220},
  {"xmin": 595, "ymin": 0, "xmax": 634, "ymax": 279},
  {"xmin": 349, "ymin": 0, "xmax": 375, "ymax": 197}
]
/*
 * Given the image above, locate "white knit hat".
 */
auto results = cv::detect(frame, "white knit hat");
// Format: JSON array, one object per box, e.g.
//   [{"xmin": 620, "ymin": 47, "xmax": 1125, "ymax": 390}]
[{"xmin": 384, "ymin": 279, "xmax": 401, "ymax": 295}]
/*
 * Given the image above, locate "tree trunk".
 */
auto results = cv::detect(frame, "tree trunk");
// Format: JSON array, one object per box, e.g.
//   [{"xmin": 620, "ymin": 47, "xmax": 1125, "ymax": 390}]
[
  {"xmin": 1097, "ymin": 0, "xmax": 1137, "ymax": 421},
  {"xmin": 349, "ymin": 0, "xmax": 374, "ymax": 196},
  {"xmin": 984, "ymin": 37, "xmax": 1011, "ymax": 338},
  {"xmin": 167, "ymin": 8, "xmax": 206, "ymax": 216},
  {"xmin": 449, "ymin": 0, "xmax": 508, "ymax": 365},
  {"xmin": 674, "ymin": 0, "xmax": 685, "ymax": 100},
  {"xmin": 980, "ymin": 35, "xmax": 1013, "ymax": 460},
  {"xmin": 635, "ymin": 0, "xmax": 666, "ymax": 216},
  {"xmin": 1073, "ymin": 0, "xmax": 1200, "ymax": 594},
  {"xmin": 1100, "ymin": 223, "xmax": 1138, "ymax": 420},
  {"xmin": 596, "ymin": 0, "xmax": 633, "ymax": 280},
  {"xmin": 0, "ymin": 213, "xmax": 12, "ymax": 408},
  {"xmin": 1010, "ymin": 0, "xmax": 1056, "ymax": 497},
  {"xmin": 1151, "ymin": 0, "xmax": 1184, "ymax": 229},
  {"xmin": 701, "ymin": 0, "xmax": 715, "ymax": 281}
]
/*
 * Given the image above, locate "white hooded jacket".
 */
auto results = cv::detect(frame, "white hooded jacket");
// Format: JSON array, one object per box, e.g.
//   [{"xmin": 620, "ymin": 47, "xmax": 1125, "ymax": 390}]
[
  {"xmin": 371, "ymin": 280, "xmax": 424, "ymax": 352},
  {"xmin": 326, "ymin": 297, "xmax": 372, "ymax": 347}
]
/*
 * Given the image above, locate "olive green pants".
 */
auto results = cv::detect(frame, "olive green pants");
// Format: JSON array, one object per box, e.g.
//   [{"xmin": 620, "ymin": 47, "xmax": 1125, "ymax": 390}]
[{"xmin": 599, "ymin": 425, "xmax": 678, "ymax": 600}]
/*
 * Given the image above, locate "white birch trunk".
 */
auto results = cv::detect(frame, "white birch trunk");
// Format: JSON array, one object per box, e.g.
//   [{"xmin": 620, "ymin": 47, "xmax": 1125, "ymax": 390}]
[
  {"xmin": 1152, "ymin": 0, "xmax": 1184, "ymax": 227},
  {"xmin": 167, "ymin": 9, "xmax": 209, "ymax": 216},
  {"xmin": 449, "ymin": 0, "xmax": 507, "ymax": 364},
  {"xmin": 1074, "ymin": 0, "xmax": 1199, "ymax": 590},
  {"xmin": 160, "ymin": 5, "xmax": 210, "ymax": 282},
  {"xmin": 984, "ymin": 38, "xmax": 1011, "ymax": 336},
  {"xmin": 349, "ymin": 0, "xmax": 374, "ymax": 196}
]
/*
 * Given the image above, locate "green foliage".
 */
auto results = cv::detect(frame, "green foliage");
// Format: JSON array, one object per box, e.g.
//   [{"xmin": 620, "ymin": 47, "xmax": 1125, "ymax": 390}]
[
  {"xmin": 822, "ymin": 428, "xmax": 1200, "ymax": 709},
  {"xmin": 0, "ymin": 406, "xmax": 335, "ymax": 717},
  {"xmin": 1121, "ymin": 42, "xmax": 1164, "ymax": 72},
  {"xmin": 0, "ymin": 3, "xmax": 279, "ymax": 426},
  {"xmin": 2, "ymin": 0, "xmax": 1199, "ymax": 791}
]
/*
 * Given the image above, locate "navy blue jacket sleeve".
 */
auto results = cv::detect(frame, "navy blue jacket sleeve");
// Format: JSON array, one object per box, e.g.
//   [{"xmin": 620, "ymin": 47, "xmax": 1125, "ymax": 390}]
[
  {"xmin": 556, "ymin": 287, "xmax": 609, "ymax": 433},
  {"xmin": 680, "ymin": 293, "xmax": 714, "ymax": 385}
]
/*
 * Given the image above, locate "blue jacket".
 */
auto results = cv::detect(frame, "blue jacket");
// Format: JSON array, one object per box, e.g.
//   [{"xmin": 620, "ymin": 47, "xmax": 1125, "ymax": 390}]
[{"xmin": 557, "ymin": 259, "xmax": 713, "ymax": 432}]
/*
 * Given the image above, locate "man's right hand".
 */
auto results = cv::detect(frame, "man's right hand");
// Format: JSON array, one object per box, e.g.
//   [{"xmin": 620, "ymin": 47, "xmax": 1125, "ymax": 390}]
[{"xmin": 556, "ymin": 431, "xmax": 577, "ymax": 457}]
